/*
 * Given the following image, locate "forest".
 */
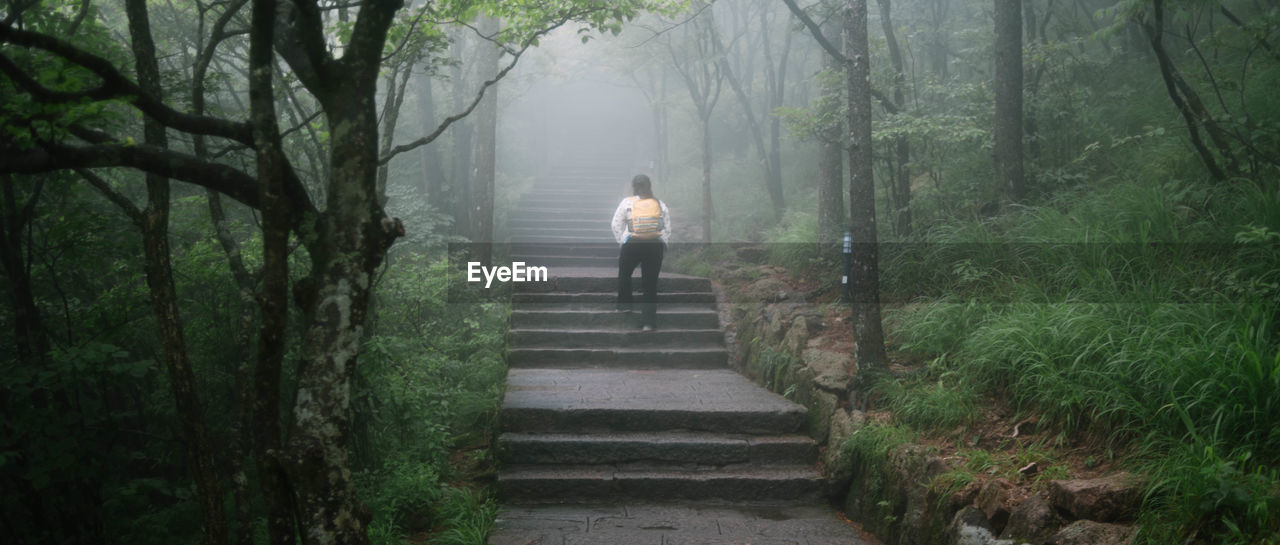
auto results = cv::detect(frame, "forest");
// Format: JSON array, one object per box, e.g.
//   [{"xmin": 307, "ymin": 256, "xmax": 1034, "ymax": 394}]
[{"xmin": 0, "ymin": 0, "xmax": 1277, "ymax": 543}]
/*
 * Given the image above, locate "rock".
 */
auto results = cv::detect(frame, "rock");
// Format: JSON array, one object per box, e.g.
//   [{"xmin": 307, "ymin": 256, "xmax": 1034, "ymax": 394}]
[
  {"xmin": 1001, "ymin": 493, "xmax": 1063, "ymax": 545},
  {"xmin": 808, "ymin": 390, "xmax": 838, "ymax": 444},
  {"xmin": 801, "ymin": 348, "xmax": 853, "ymax": 393},
  {"xmin": 783, "ymin": 316, "xmax": 810, "ymax": 357},
  {"xmin": 1048, "ymin": 473, "xmax": 1144, "ymax": 522},
  {"xmin": 744, "ymin": 277, "xmax": 788, "ymax": 303},
  {"xmin": 1045, "ymin": 520, "xmax": 1134, "ymax": 545},
  {"xmin": 947, "ymin": 506, "xmax": 1015, "ymax": 545},
  {"xmin": 764, "ymin": 308, "xmax": 787, "ymax": 345},
  {"xmin": 977, "ymin": 478, "xmax": 1015, "ymax": 534},
  {"xmin": 823, "ymin": 409, "xmax": 856, "ymax": 487},
  {"xmin": 950, "ymin": 481, "xmax": 983, "ymax": 512},
  {"xmin": 736, "ymin": 245, "xmax": 768, "ymax": 263}
]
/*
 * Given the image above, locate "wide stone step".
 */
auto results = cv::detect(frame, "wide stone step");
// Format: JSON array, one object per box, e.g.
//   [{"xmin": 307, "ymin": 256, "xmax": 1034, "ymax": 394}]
[
  {"xmin": 510, "ymin": 208, "xmax": 617, "ymax": 219},
  {"xmin": 516, "ymin": 274, "xmax": 711, "ymax": 293},
  {"xmin": 498, "ymin": 431, "xmax": 816, "ymax": 465},
  {"xmin": 498, "ymin": 464, "xmax": 825, "ymax": 503},
  {"xmin": 507, "ymin": 346, "xmax": 727, "ymax": 369},
  {"xmin": 521, "ymin": 196, "xmax": 622, "ymax": 209},
  {"xmin": 511, "ymin": 307, "xmax": 720, "ymax": 329},
  {"xmin": 509, "ymin": 243, "xmax": 619, "ymax": 257},
  {"xmin": 505, "ymin": 254, "xmax": 618, "ymax": 267},
  {"xmin": 510, "ymin": 328, "xmax": 723, "ymax": 348},
  {"xmin": 507, "ymin": 239, "xmax": 615, "ymax": 249},
  {"xmin": 508, "ymin": 218, "xmax": 615, "ymax": 231},
  {"xmin": 513, "ymin": 292, "xmax": 717, "ymax": 305},
  {"xmin": 489, "ymin": 503, "xmax": 869, "ymax": 545},
  {"xmin": 502, "ymin": 369, "xmax": 806, "ymax": 434}
]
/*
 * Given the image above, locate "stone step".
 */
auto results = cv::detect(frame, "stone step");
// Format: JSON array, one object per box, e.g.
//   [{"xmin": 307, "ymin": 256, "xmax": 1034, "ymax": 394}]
[
  {"xmin": 506, "ymin": 255, "xmax": 618, "ymax": 267},
  {"xmin": 510, "ymin": 307, "xmax": 720, "ymax": 329},
  {"xmin": 507, "ymin": 346, "xmax": 727, "ymax": 369},
  {"xmin": 501, "ymin": 369, "xmax": 806, "ymax": 434},
  {"xmin": 509, "ymin": 328, "xmax": 724, "ymax": 348},
  {"xmin": 489, "ymin": 504, "xmax": 869, "ymax": 545},
  {"xmin": 504, "ymin": 237, "xmax": 614, "ymax": 248},
  {"xmin": 509, "ymin": 208, "xmax": 617, "ymax": 219},
  {"xmin": 498, "ymin": 431, "xmax": 816, "ymax": 466},
  {"xmin": 515, "ymin": 274, "xmax": 711, "ymax": 293},
  {"xmin": 508, "ymin": 243, "xmax": 619, "ymax": 257},
  {"xmin": 520, "ymin": 196, "xmax": 623, "ymax": 208},
  {"xmin": 498, "ymin": 464, "xmax": 825, "ymax": 503},
  {"xmin": 507, "ymin": 218, "xmax": 614, "ymax": 231},
  {"xmin": 513, "ymin": 292, "xmax": 717, "ymax": 305}
]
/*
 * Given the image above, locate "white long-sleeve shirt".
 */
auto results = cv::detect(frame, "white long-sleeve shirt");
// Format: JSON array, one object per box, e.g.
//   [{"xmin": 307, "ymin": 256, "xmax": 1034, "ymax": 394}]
[{"xmin": 611, "ymin": 196, "xmax": 671, "ymax": 244}]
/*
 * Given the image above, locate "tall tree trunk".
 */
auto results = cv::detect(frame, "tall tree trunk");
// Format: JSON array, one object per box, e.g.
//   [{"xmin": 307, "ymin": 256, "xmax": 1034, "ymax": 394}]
[
  {"xmin": 817, "ymin": 17, "xmax": 845, "ymax": 245},
  {"xmin": 207, "ymin": 191, "xmax": 261, "ymax": 545},
  {"xmin": 377, "ymin": 64, "xmax": 413, "ymax": 206},
  {"xmin": 124, "ymin": 1, "xmax": 229, "ymax": 543},
  {"xmin": 1140, "ymin": 0, "xmax": 1234, "ymax": 180},
  {"xmin": 415, "ymin": 71, "xmax": 447, "ymax": 203},
  {"xmin": 472, "ymin": 15, "xmax": 500, "ymax": 264},
  {"xmin": 928, "ymin": 0, "xmax": 951, "ymax": 79},
  {"xmin": 701, "ymin": 115, "xmax": 714, "ymax": 243},
  {"xmin": 248, "ymin": 1, "xmax": 298, "ymax": 541},
  {"xmin": 994, "ymin": 0, "xmax": 1026, "ymax": 200},
  {"xmin": 761, "ymin": 4, "xmax": 793, "ymax": 222},
  {"xmin": 658, "ymin": 69, "xmax": 670, "ymax": 181},
  {"xmin": 846, "ymin": 0, "xmax": 888, "ymax": 388},
  {"xmin": 450, "ymin": 32, "xmax": 474, "ymax": 235},
  {"xmin": 877, "ymin": 0, "xmax": 912, "ymax": 236},
  {"xmin": 279, "ymin": 2, "xmax": 407, "ymax": 539},
  {"xmin": 189, "ymin": 3, "xmax": 259, "ymax": 539},
  {"xmin": 711, "ymin": 24, "xmax": 785, "ymax": 220}
]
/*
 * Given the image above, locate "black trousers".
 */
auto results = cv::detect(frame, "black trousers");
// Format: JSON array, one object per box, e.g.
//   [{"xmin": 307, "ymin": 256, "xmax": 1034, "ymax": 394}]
[{"xmin": 618, "ymin": 239, "xmax": 665, "ymax": 327}]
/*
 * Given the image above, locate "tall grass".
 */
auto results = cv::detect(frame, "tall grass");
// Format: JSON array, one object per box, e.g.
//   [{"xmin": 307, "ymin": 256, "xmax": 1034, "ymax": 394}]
[{"xmin": 883, "ymin": 173, "xmax": 1280, "ymax": 543}]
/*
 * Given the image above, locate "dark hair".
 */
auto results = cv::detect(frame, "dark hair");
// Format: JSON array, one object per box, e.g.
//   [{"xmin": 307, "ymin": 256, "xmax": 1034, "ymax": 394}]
[{"xmin": 631, "ymin": 174, "xmax": 654, "ymax": 199}]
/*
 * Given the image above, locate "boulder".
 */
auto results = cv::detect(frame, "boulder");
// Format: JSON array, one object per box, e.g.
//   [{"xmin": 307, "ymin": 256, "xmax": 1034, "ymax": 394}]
[
  {"xmin": 976, "ymin": 478, "xmax": 1015, "ymax": 534},
  {"xmin": 801, "ymin": 348, "xmax": 853, "ymax": 393},
  {"xmin": 947, "ymin": 506, "xmax": 1015, "ymax": 545},
  {"xmin": 1045, "ymin": 520, "xmax": 1134, "ymax": 545},
  {"xmin": 808, "ymin": 390, "xmax": 839, "ymax": 444},
  {"xmin": 1048, "ymin": 473, "xmax": 1144, "ymax": 522},
  {"xmin": 783, "ymin": 316, "xmax": 810, "ymax": 357},
  {"xmin": 1001, "ymin": 493, "xmax": 1063, "ymax": 545},
  {"xmin": 823, "ymin": 409, "xmax": 857, "ymax": 488},
  {"xmin": 764, "ymin": 308, "xmax": 787, "ymax": 345},
  {"xmin": 744, "ymin": 277, "xmax": 788, "ymax": 303}
]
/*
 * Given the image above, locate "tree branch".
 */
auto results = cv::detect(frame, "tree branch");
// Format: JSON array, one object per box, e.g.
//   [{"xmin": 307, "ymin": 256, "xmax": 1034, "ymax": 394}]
[
  {"xmin": 0, "ymin": 25, "xmax": 254, "ymax": 146},
  {"xmin": 76, "ymin": 168, "xmax": 144, "ymax": 224},
  {"xmin": 780, "ymin": 0, "xmax": 847, "ymax": 63},
  {"xmin": 2, "ymin": 141, "xmax": 262, "ymax": 209},
  {"xmin": 379, "ymin": 14, "xmax": 575, "ymax": 165}
]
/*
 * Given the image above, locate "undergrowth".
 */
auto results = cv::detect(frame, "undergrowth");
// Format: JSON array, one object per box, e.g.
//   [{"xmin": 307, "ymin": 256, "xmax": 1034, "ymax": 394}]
[
  {"xmin": 880, "ymin": 173, "xmax": 1280, "ymax": 544},
  {"xmin": 354, "ymin": 254, "xmax": 509, "ymax": 545}
]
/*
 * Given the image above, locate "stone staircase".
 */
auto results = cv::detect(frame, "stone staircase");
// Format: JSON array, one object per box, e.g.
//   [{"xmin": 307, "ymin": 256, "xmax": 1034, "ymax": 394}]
[{"xmin": 495, "ymin": 160, "xmax": 826, "ymax": 506}]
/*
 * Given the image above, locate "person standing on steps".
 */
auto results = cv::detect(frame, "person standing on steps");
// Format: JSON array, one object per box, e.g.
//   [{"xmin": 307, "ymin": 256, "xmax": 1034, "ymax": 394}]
[{"xmin": 611, "ymin": 174, "xmax": 671, "ymax": 331}]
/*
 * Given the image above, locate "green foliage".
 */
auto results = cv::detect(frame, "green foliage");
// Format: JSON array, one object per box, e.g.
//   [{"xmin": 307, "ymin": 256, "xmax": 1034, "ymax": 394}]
[
  {"xmin": 354, "ymin": 253, "xmax": 509, "ymax": 540},
  {"xmin": 885, "ymin": 172, "xmax": 1280, "ymax": 542},
  {"xmin": 842, "ymin": 422, "xmax": 917, "ymax": 468},
  {"xmin": 754, "ymin": 343, "xmax": 797, "ymax": 393},
  {"xmin": 427, "ymin": 488, "xmax": 500, "ymax": 545},
  {"xmin": 875, "ymin": 369, "xmax": 977, "ymax": 431}
]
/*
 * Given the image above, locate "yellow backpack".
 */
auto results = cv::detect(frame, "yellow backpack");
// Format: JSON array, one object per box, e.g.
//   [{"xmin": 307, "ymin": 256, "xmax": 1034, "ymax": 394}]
[{"xmin": 629, "ymin": 197, "xmax": 664, "ymax": 239}]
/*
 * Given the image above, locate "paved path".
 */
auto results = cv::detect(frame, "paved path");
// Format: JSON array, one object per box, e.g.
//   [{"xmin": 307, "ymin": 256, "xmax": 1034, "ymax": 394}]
[
  {"xmin": 491, "ymin": 151, "xmax": 874, "ymax": 544},
  {"xmin": 490, "ymin": 503, "xmax": 868, "ymax": 545}
]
